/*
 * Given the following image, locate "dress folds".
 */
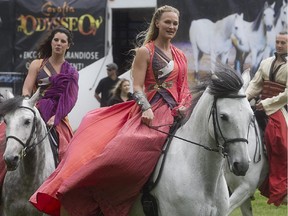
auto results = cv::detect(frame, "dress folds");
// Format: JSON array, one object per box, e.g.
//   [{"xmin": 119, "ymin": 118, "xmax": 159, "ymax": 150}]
[{"xmin": 30, "ymin": 42, "xmax": 191, "ymax": 216}]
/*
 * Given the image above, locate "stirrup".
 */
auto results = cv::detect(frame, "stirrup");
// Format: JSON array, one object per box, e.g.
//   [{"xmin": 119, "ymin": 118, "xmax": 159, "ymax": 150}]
[{"xmin": 141, "ymin": 192, "xmax": 158, "ymax": 216}]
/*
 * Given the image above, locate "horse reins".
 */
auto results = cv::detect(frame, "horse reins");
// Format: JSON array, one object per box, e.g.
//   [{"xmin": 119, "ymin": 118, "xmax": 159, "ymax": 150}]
[
  {"xmin": 5, "ymin": 106, "xmax": 52, "ymax": 157},
  {"xmin": 150, "ymin": 94, "xmax": 249, "ymax": 156},
  {"xmin": 251, "ymin": 115, "xmax": 262, "ymax": 163},
  {"xmin": 146, "ymin": 94, "xmax": 250, "ymax": 191}
]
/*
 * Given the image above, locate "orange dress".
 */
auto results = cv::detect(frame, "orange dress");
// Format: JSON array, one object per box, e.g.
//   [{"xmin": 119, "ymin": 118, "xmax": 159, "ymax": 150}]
[{"xmin": 30, "ymin": 42, "xmax": 191, "ymax": 216}]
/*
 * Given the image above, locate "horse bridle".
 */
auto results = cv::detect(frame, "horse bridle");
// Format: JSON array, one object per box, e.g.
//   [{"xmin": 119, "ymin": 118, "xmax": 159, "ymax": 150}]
[
  {"xmin": 150, "ymin": 93, "xmax": 250, "ymax": 157},
  {"xmin": 210, "ymin": 94, "xmax": 249, "ymax": 157},
  {"xmin": 146, "ymin": 94, "xmax": 250, "ymax": 191},
  {"xmin": 5, "ymin": 106, "xmax": 50, "ymax": 157}
]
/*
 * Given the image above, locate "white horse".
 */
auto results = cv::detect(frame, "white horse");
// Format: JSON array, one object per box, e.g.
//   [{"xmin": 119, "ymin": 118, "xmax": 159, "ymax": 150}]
[
  {"xmin": 130, "ymin": 64, "xmax": 252, "ymax": 216},
  {"xmin": 224, "ymin": 70, "xmax": 269, "ymax": 216},
  {"xmin": 224, "ymin": 120, "xmax": 268, "ymax": 216},
  {"xmin": 263, "ymin": 1, "xmax": 288, "ymax": 59},
  {"xmin": 233, "ymin": 2, "xmax": 275, "ymax": 75},
  {"xmin": 275, "ymin": 0, "xmax": 288, "ymax": 33},
  {"xmin": 189, "ymin": 13, "xmax": 241, "ymax": 79},
  {"xmin": 0, "ymin": 90, "xmax": 55, "ymax": 216}
]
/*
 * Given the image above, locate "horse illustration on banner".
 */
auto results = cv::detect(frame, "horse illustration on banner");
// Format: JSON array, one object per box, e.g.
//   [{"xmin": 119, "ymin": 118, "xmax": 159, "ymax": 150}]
[
  {"xmin": 189, "ymin": 13, "xmax": 242, "ymax": 79},
  {"xmin": 263, "ymin": 0, "xmax": 288, "ymax": 59},
  {"xmin": 189, "ymin": 1, "xmax": 278, "ymax": 79},
  {"xmin": 232, "ymin": 2, "xmax": 275, "ymax": 76}
]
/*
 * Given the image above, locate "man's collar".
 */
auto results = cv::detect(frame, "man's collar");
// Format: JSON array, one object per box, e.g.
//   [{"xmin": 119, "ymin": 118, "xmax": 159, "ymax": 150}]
[{"xmin": 274, "ymin": 52, "xmax": 288, "ymax": 62}]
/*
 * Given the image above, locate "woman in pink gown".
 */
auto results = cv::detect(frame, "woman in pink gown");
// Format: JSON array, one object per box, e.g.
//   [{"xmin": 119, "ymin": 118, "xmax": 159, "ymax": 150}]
[{"xmin": 30, "ymin": 5, "xmax": 191, "ymax": 216}]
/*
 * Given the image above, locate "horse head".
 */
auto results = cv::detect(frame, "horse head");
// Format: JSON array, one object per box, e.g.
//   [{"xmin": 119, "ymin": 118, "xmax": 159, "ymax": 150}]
[
  {"xmin": 231, "ymin": 13, "xmax": 246, "ymax": 47},
  {"xmin": 262, "ymin": 2, "xmax": 276, "ymax": 32},
  {"xmin": 207, "ymin": 63, "xmax": 251, "ymax": 176},
  {"xmin": 280, "ymin": 2, "xmax": 288, "ymax": 31},
  {"xmin": 0, "ymin": 89, "xmax": 41, "ymax": 171}
]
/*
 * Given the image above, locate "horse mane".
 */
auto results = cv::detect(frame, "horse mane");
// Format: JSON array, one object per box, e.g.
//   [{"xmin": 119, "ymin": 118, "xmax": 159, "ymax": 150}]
[
  {"xmin": 275, "ymin": 3, "xmax": 287, "ymax": 25},
  {"xmin": 252, "ymin": 7, "xmax": 264, "ymax": 31},
  {"xmin": 182, "ymin": 63, "xmax": 243, "ymax": 124},
  {"xmin": 209, "ymin": 63, "xmax": 243, "ymax": 97},
  {"xmin": 274, "ymin": 6, "xmax": 281, "ymax": 26},
  {"xmin": 0, "ymin": 96, "xmax": 25, "ymax": 116}
]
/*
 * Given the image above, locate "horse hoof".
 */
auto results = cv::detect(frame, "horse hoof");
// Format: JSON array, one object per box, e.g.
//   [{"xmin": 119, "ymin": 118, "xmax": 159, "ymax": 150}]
[{"xmin": 281, "ymin": 195, "xmax": 288, "ymax": 205}]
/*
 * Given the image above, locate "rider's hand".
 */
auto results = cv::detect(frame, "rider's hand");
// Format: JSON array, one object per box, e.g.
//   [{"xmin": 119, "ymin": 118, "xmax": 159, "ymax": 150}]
[
  {"xmin": 47, "ymin": 115, "xmax": 55, "ymax": 126},
  {"xmin": 255, "ymin": 102, "xmax": 264, "ymax": 111},
  {"xmin": 177, "ymin": 106, "xmax": 187, "ymax": 118},
  {"xmin": 141, "ymin": 108, "xmax": 154, "ymax": 126}
]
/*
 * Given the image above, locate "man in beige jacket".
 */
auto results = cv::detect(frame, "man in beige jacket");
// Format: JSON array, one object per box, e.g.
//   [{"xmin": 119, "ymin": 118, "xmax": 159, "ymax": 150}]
[{"xmin": 245, "ymin": 32, "xmax": 288, "ymax": 206}]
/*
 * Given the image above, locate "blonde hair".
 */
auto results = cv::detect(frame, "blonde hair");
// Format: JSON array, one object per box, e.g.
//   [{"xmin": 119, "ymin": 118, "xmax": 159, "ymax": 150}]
[
  {"xmin": 136, "ymin": 5, "xmax": 180, "ymax": 46},
  {"xmin": 111, "ymin": 78, "xmax": 130, "ymax": 97}
]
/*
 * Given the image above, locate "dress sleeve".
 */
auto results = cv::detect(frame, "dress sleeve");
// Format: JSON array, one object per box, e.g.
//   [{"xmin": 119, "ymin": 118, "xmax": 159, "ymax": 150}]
[{"xmin": 171, "ymin": 49, "xmax": 192, "ymax": 116}]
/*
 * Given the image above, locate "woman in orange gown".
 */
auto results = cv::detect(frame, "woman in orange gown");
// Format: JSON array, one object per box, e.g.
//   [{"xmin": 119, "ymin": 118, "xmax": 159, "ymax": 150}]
[{"xmin": 30, "ymin": 5, "xmax": 191, "ymax": 216}]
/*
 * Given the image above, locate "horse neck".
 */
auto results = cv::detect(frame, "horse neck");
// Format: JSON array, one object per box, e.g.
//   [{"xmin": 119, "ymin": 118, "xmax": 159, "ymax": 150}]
[
  {"xmin": 239, "ymin": 20, "xmax": 265, "ymax": 53},
  {"xmin": 275, "ymin": 19, "xmax": 283, "ymax": 33},
  {"xmin": 217, "ymin": 14, "xmax": 236, "ymax": 38},
  {"xmin": 21, "ymin": 116, "xmax": 50, "ymax": 177},
  {"xmin": 171, "ymin": 93, "xmax": 225, "ymax": 185},
  {"xmin": 275, "ymin": 6, "xmax": 287, "ymax": 33},
  {"xmin": 266, "ymin": 27, "xmax": 276, "ymax": 46}
]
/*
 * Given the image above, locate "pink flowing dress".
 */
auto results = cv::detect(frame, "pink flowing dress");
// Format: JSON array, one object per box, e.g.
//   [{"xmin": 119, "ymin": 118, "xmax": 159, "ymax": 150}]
[{"xmin": 30, "ymin": 42, "xmax": 191, "ymax": 216}]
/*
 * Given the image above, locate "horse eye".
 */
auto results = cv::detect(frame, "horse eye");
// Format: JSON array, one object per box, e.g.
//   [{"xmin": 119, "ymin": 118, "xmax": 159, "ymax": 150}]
[
  {"xmin": 220, "ymin": 114, "xmax": 228, "ymax": 121},
  {"xmin": 24, "ymin": 119, "xmax": 31, "ymax": 125}
]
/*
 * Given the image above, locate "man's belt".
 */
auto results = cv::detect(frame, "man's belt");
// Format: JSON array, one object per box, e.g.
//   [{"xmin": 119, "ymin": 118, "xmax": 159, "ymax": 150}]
[{"xmin": 261, "ymin": 80, "xmax": 286, "ymax": 100}]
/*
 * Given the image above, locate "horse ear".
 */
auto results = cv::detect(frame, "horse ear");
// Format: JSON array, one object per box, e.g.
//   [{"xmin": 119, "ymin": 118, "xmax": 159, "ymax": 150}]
[
  {"xmin": 29, "ymin": 88, "xmax": 41, "ymax": 106},
  {"xmin": 211, "ymin": 73, "xmax": 219, "ymax": 80},
  {"xmin": 264, "ymin": 1, "xmax": 268, "ymax": 9},
  {"xmin": 271, "ymin": 2, "xmax": 276, "ymax": 8}
]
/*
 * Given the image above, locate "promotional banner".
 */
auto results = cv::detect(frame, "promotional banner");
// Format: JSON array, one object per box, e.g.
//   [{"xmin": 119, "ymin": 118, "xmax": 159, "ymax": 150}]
[
  {"xmin": 14, "ymin": 0, "xmax": 107, "ymax": 72},
  {"xmin": 157, "ymin": 0, "xmax": 286, "ymax": 79}
]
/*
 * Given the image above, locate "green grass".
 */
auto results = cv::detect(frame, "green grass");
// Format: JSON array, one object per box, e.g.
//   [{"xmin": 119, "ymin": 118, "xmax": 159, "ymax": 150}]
[{"xmin": 230, "ymin": 190, "xmax": 287, "ymax": 216}]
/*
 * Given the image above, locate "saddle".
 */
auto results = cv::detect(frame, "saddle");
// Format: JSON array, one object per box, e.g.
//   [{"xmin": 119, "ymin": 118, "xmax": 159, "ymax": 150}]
[{"xmin": 141, "ymin": 119, "xmax": 181, "ymax": 216}]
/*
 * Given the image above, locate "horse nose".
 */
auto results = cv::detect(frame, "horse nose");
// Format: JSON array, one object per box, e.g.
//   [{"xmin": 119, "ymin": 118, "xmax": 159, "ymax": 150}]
[
  {"xmin": 232, "ymin": 161, "xmax": 249, "ymax": 176},
  {"xmin": 4, "ymin": 154, "xmax": 20, "ymax": 171},
  {"xmin": 266, "ymin": 25, "xmax": 273, "ymax": 31}
]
